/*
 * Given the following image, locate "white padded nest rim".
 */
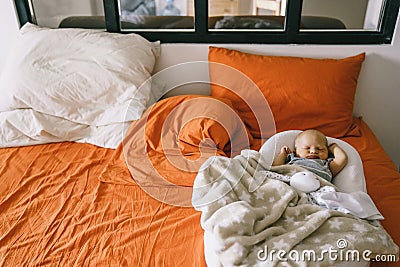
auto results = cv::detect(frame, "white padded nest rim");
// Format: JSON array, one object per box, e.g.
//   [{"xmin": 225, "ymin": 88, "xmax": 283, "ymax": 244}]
[{"xmin": 260, "ymin": 130, "xmax": 366, "ymax": 193}]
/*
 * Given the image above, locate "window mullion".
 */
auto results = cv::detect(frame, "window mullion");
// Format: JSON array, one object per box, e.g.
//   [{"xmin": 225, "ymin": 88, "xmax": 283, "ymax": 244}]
[
  {"xmin": 194, "ymin": 0, "xmax": 208, "ymax": 35},
  {"xmin": 379, "ymin": 0, "xmax": 400, "ymax": 42},
  {"xmin": 14, "ymin": 0, "xmax": 34, "ymax": 27},
  {"xmin": 103, "ymin": 0, "xmax": 120, "ymax": 32},
  {"xmin": 284, "ymin": 0, "xmax": 303, "ymax": 42}
]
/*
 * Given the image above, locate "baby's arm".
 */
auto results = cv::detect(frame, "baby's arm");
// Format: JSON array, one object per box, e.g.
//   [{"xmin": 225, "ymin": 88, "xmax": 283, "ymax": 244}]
[
  {"xmin": 328, "ymin": 143, "xmax": 348, "ymax": 177},
  {"xmin": 273, "ymin": 146, "xmax": 291, "ymax": 166}
]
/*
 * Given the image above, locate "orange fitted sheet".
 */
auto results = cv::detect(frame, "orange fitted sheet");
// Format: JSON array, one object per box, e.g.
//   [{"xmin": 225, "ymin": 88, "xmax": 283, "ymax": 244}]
[
  {"xmin": 0, "ymin": 117, "xmax": 399, "ymax": 266},
  {"xmin": 341, "ymin": 118, "xmax": 400, "ymax": 266},
  {"xmin": 0, "ymin": 142, "xmax": 205, "ymax": 266}
]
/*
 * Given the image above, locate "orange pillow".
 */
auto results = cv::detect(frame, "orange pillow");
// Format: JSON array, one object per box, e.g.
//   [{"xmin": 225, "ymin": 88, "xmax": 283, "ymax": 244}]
[
  {"xmin": 122, "ymin": 95, "xmax": 252, "ymax": 188},
  {"xmin": 209, "ymin": 46, "xmax": 365, "ymax": 138}
]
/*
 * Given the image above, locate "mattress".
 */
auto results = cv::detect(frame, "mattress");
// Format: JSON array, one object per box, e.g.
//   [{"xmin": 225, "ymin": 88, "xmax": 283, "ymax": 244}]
[{"xmin": 0, "ymin": 116, "xmax": 398, "ymax": 266}]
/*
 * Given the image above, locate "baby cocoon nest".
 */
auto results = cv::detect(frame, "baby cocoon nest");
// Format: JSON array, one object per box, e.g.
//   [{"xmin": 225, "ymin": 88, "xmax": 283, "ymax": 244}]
[
  {"xmin": 265, "ymin": 129, "xmax": 383, "ymax": 220},
  {"xmin": 192, "ymin": 129, "xmax": 398, "ymax": 267}
]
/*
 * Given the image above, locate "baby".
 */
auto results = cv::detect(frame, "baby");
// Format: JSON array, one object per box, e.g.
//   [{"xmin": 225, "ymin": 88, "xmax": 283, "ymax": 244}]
[{"xmin": 272, "ymin": 129, "xmax": 348, "ymax": 182}]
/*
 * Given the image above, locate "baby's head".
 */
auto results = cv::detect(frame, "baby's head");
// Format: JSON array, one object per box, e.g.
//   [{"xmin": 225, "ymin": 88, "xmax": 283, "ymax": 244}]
[{"xmin": 294, "ymin": 129, "xmax": 329, "ymax": 160}]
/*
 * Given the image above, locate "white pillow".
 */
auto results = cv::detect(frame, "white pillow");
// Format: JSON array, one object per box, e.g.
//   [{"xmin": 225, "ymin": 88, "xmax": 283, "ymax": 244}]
[
  {"xmin": 0, "ymin": 109, "xmax": 128, "ymax": 149},
  {"xmin": 260, "ymin": 130, "xmax": 367, "ymax": 193},
  {"xmin": 0, "ymin": 23, "xmax": 160, "ymax": 126}
]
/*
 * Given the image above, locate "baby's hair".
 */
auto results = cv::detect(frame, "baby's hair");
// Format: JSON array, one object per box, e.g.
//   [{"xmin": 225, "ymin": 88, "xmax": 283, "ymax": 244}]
[{"xmin": 294, "ymin": 129, "xmax": 328, "ymax": 149}]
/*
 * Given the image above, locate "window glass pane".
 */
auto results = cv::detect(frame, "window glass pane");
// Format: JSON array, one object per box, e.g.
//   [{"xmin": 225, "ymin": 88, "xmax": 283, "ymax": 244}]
[
  {"xmin": 363, "ymin": 0, "xmax": 385, "ymax": 30},
  {"xmin": 208, "ymin": 0, "xmax": 286, "ymax": 31},
  {"xmin": 300, "ymin": 0, "xmax": 384, "ymax": 31},
  {"xmin": 120, "ymin": 0, "xmax": 195, "ymax": 30},
  {"xmin": 31, "ymin": 0, "xmax": 105, "ymax": 29}
]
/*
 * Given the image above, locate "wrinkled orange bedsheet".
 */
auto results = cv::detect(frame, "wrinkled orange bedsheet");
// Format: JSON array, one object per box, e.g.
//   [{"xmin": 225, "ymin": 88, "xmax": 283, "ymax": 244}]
[
  {"xmin": 0, "ymin": 142, "xmax": 205, "ymax": 266},
  {"xmin": 342, "ymin": 118, "xmax": 400, "ymax": 267},
  {"xmin": 0, "ymin": 116, "xmax": 399, "ymax": 266}
]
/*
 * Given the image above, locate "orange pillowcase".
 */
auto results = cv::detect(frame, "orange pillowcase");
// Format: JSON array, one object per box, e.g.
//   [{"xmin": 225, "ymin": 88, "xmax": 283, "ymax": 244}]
[
  {"xmin": 209, "ymin": 46, "xmax": 365, "ymax": 138},
  {"xmin": 122, "ymin": 94, "xmax": 252, "ymax": 187}
]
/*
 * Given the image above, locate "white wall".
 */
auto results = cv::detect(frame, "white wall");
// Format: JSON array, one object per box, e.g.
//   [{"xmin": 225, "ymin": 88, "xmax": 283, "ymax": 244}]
[
  {"xmin": 0, "ymin": 1, "xmax": 19, "ymax": 73},
  {"xmin": 0, "ymin": 2, "xmax": 399, "ymax": 170}
]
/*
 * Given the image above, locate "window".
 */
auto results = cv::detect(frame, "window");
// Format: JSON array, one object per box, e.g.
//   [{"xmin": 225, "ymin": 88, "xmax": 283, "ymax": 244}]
[{"xmin": 13, "ymin": 0, "xmax": 400, "ymax": 44}]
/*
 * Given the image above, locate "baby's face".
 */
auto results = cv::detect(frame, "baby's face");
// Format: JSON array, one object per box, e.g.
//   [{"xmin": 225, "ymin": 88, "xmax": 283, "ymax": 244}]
[{"xmin": 294, "ymin": 132, "xmax": 329, "ymax": 160}]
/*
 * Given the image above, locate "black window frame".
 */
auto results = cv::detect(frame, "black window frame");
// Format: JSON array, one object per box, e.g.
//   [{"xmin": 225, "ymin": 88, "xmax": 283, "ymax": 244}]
[{"xmin": 13, "ymin": 0, "xmax": 400, "ymax": 44}]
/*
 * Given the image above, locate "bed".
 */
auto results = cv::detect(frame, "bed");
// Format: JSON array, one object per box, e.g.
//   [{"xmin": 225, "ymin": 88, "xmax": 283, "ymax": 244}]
[{"xmin": 0, "ymin": 23, "xmax": 399, "ymax": 267}]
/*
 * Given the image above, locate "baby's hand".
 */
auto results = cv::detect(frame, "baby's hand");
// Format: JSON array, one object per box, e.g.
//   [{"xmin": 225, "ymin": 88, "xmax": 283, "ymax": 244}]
[
  {"xmin": 273, "ymin": 146, "xmax": 292, "ymax": 166},
  {"xmin": 281, "ymin": 146, "xmax": 291, "ymax": 155},
  {"xmin": 328, "ymin": 143, "xmax": 348, "ymax": 177}
]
